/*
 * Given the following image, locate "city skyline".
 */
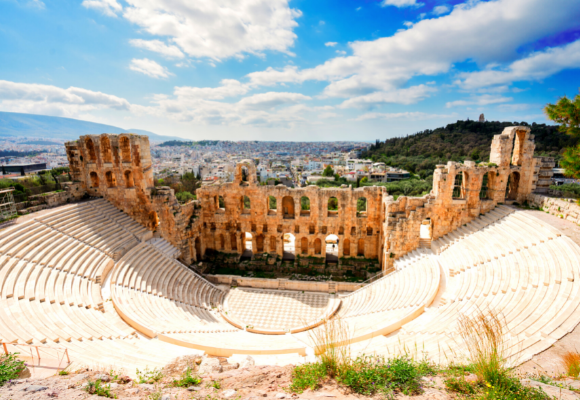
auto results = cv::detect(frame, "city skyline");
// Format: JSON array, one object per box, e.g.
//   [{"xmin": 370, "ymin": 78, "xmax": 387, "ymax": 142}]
[{"xmin": 1, "ymin": 0, "xmax": 580, "ymax": 141}]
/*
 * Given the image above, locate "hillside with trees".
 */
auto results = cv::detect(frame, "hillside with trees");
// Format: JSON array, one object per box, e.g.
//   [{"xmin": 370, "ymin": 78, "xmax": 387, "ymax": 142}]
[{"xmin": 361, "ymin": 120, "xmax": 578, "ymax": 179}]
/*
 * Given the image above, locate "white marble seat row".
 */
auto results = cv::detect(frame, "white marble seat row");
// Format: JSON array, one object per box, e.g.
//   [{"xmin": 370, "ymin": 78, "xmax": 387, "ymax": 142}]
[{"xmin": 146, "ymin": 237, "xmax": 181, "ymax": 259}]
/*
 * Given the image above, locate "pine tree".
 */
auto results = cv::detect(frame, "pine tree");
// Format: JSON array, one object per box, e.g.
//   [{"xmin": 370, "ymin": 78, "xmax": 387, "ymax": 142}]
[{"xmin": 545, "ymin": 92, "xmax": 580, "ymax": 179}]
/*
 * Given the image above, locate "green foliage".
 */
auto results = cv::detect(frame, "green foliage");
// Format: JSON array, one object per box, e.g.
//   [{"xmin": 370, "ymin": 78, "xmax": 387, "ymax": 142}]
[
  {"xmin": 322, "ymin": 166, "xmax": 334, "ymax": 177},
  {"xmin": 181, "ymin": 172, "xmax": 201, "ymax": 194},
  {"xmin": 218, "ymin": 196, "xmax": 225, "ymax": 208},
  {"xmin": 176, "ymin": 191, "xmax": 196, "ymax": 203},
  {"xmin": 85, "ymin": 379, "xmax": 116, "ymax": 398},
  {"xmin": 328, "ymin": 197, "xmax": 338, "ymax": 211},
  {"xmin": 243, "ymin": 195, "xmax": 251, "ymax": 209},
  {"xmin": 356, "ymin": 197, "xmax": 367, "ymax": 213},
  {"xmin": 269, "ymin": 195, "xmax": 277, "ymax": 210},
  {"xmin": 136, "ymin": 367, "xmax": 163, "ymax": 384},
  {"xmin": 300, "ymin": 196, "xmax": 310, "ymax": 210},
  {"xmin": 210, "ymin": 380, "xmax": 221, "ymax": 389},
  {"xmin": 290, "ymin": 362, "xmax": 327, "ymax": 393},
  {"xmin": 550, "ymin": 183, "xmax": 580, "ymax": 198},
  {"xmin": 360, "ymin": 176, "xmax": 368, "ymax": 184},
  {"xmin": 361, "ymin": 178, "xmax": 431, "ymax": 197},
  {"xmin": 172, "ymin": 367, "xmax": 201, "ymax": 387},
  {"xmin": 361, "ymin": 120, "xmax": 577, "ymax": 177},
  {"xmin": 477, "ymin": 375, "xmax": 550, "ymax": 400},
  {"xmin": 58, "ymin": 369, "xmax": 70, "ymax": 376},
  {"xmin": 444, "ymin": 374, "xmax": 477, "ymax": 394},
  {"xmin": 0, "ymin": 352, "xmax": 25, "ymax": 386},
  {"xmin": 545, "ymin": 92, "xmax": 580, "ymax": 179},
  {"xmin": 338, "ymin": 355, "xmax": 422, "ymax": 396}
]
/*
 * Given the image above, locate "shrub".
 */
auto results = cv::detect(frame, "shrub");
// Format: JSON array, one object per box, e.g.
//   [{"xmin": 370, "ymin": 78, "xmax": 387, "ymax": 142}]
[
  {"xmin": 176, "ymin": 191, "xmax": 196, "ymax": 203},
  {"xmin": 290, "ymin": 362, "xmax": 326, "ymax": 393},
  {"xmin": 85, "ymin": 379, "xmax": 116, "ymax": 398},
  {"xmin": 0, "ymin": 352, "xmax": 25, "ymax": 386},
  {"xmin": 172, "ymin": 367, "xmax": 201, "ymax": 387},
  {"xmin": 444, "ymin": 375, "xmax": 476, "ymax": 394},
  {"xmin": 561, "ymin": 351, "xmax": 580, "ymax": 377},
  {"xmin": 338, "ymin": 355, "xmax": 422, "ymax": 396},
  {"xmin": 136, "ymin": 367, "xmax": 163, "ymax": 384}
]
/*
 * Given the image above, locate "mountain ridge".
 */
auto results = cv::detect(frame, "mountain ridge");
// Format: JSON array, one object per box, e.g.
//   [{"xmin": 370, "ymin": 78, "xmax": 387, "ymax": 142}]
[{"xmin": 0, "ymin": 111, "xmax": 184, "ymax": 141}]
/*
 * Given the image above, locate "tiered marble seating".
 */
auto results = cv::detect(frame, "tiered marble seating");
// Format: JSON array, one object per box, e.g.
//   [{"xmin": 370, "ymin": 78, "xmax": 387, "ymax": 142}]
[
  {"xmin": 34, "ymin": 199, "xmax": 150, "ymax": 260},
  {"xmin": 0, "ymin": 201, "xmax": 199, "ymax": 372},
  {"xmin": 111, "ymin": 244, "xmax": 306, "ymax": 356},
  {"xmin": 294, "ymin": 255, "xmax": 441, "ymax": 347},
  {"xmin": 146, "ymin": 237, "xmax": 181, "ymax": 259},
  {"xmin": 347, "ymin": 210, "xmax": 580, "ymax": 366}
]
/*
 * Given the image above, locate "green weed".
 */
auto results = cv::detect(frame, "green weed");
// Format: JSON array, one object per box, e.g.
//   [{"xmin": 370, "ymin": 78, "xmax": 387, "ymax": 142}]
[
  {"xmin": 85, "ymin": 379, "xmax": 116, "ymax": 398},
  {"xmin": 0, "ymin": 352, "xmax": 26, "ymax": 386},
  {"xmin": 290, "ymin": 362, "xmax": 327, "ymax": 393},
  {"xmin": 136, "ymin": 367, "xmax": 163, "ymax": 384},
  {"xmin": 171, "ymin": 367, "xmax": 201, "ymax": 388}
]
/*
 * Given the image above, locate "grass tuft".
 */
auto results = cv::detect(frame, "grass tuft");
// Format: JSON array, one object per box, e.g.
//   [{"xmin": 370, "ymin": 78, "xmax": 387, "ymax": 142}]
[
  {"xmin": 0, "ymin": 352, "xmax": 26, "ymax": 386},
  {"xmin": 561, "ymin": 351, "xmax": 580, "ymax": 377}
]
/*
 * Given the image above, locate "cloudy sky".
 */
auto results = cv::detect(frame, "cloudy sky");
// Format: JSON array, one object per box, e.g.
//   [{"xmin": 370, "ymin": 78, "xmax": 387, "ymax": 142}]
[{"xmin": 1, "ymin": 0, "xmax": 580, "ymax": 141}]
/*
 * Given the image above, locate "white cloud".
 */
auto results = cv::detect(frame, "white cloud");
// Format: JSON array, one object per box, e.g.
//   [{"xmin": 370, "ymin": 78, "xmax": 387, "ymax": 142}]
[
  {"xmin": 496, "ymin": 103, "xmax": 540, "ymax": 112},
  {"xmin": 174, "ymin": 80, "xmax": 249, "ymax": 100},
  {"xmin": 27, "ymin": 0, "xmax": 45, "ymax": 10},
  {"xmin": 446, "ymin": 94, "xmax": 513, "ymax": 108},
  {"xmin": 129, "ymin": 39, "xmax": 185, "ymax": 59},
  {"xmin": 338, "ymin": 85, "xmax": 436, "ymax": 109},
  {"xmin": 336, "ymin": 50, "xmax": 346, "ymax": 55},
  {"xmin": 456, "ymin": 39, "xmax": 580, "ymax": 89},
  {"xmin": 432, "ymin": 5, "xmax": 450, "ymax": 15},
  {"xmin": 319, "ymin": 112, "xmax": 339, "ymax": 119},
  {"xmin": 356, "ymin": 7, "xmax": 362, "ymax": 11},
  {"xmin": 82, "ymin": 0, "xmax": 122, "ymax": 17},
  {"xmin": 0, "ymin": 80, "xmax": 130, "ymax": 117},
  {"xmin": 325, "ymin": 42, "xmax": 337, "ymax": 47},
  {"xmin": 353, "ymin": 111, "xmax": 453, "ymax": 121},
  {"xmin": 381, "ymin": 0, "xmax": 424, "ymax": 8},
  {"xmin": 129, "ymin": 58, "xmax": 172, "ymax": 79},
  {"xmin": 120, "ymin": 0, "xmax": 302, "ymax": 60},
  {"xmin": 246, "ymin": 0, "xmax": 580, "ymax": 106},
  {"xmin": 237, "ymin": 92, "xmax": 311, "ymax": 110}
]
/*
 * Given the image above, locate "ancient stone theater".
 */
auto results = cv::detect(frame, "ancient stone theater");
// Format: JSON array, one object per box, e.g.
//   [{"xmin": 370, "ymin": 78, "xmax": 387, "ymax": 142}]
[{"xmin": 1, "ymin": 126, "xmax": 580, "ymax": 372}]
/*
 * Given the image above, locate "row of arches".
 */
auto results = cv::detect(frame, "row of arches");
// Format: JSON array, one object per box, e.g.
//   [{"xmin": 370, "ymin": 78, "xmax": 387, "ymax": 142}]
[
  {"xmin": 89, "ymin": 170, "xmax": 135, "ymax": 189},
  {"xmin": 216, "ymin": 194, "xmax": 369, "ymax": 218},
  {"xmin": 84, "ymin": 136, "xmax": 132, "ymax": 164},
  {"xmin": 451, "ymin": 170, "xmax": 520, "ymax": 201},
  {"xmin": 210, "ymin": 232, "xmax": 367, "ymax": 258}
]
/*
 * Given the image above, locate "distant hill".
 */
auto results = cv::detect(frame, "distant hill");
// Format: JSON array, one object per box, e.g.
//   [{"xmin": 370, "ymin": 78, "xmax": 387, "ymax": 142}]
[
  {"xmin": 0, "ymin": 111, "xmax": 184, "ymax": 142},
  {"xmin": 361, "ymin": 120, "xmax": 578, "ymax": 179}
]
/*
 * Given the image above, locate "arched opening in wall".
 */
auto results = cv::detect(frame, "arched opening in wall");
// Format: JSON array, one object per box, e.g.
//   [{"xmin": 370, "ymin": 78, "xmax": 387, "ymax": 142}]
[
  {"xmin": 105, "ymin": 171, "xmax": 116, "ymax": 188},
  {"xmin": 270, "ymin": 235, "xmax": 278, "ymax": 253},
  {"xmin": 241, "ymin": 196, "xmax": 250, "ymax": 214},
  {"xmin": 120, "ymin": 136, "xmax": 131, "ymax": 162},
  {"xmin": 268, "ymin": 196, "xmax": 277, "ymax": 215},
  {"xmin": 325, "ymin": 234, "xmax": 338, "ymax": 263},
  {"xmin": 301, "ymin": 237, "xmax": 308, "ymax": 255},
  {"xmin": 452, "ymin": 172, "xmax": 465, "ymax": 199},
  {"xmin": 350, "ymin": 227, "xmax": 356, "ymax": 235},
  {"xmin": 357, "ymin": 197, "xmax": 367, "ymax": 217},
  {"xmin": 282, "ymin": 196, "xmax": 295, "ymax": 219},
  {"xmin": 89, "ymin": 172, "xmax": 99, "ymax": 188},
  {"xmin": 194, "ymin": 237, "xmax": 202, "ymax": 261},
  {"xmin": 480, "ymin": 173, "xmax": 490, "ymax": 199},
  {"xmin": 420, "ymin": 218, "xmax": 432, "ymax": 241},
  {"xmin": 283, "ymin": 233, "xmax": 295, "ymax": 260},
  {"xmin": 241, "ymin": 232, "xmax": 253, "ymax": 260},
  {"xmin": 343, "ymin": 238, "xmax": 351, "ymax": 256},
  {"xmin": 300, "ymin": 196, "xmax": 310, "ymax": 216},
  {"xmin": 86, "ymin": 138, "xmax": 97, "ymax": 161},
  {"xmin": 256, "ymin": 234, "xmax": 264, "ymax": 253},
  {"xmin": 461, "ymin": 172, "xmax": 469, "ymax": 198},
  {"xmin": 101, "ymin": 136, "xmax": 112, "ymax": 163},
  {"xmin": 328, "ymin": 197, "xmax": 338, "ymax": 217},
  {"xmin": 124, "ymin": 170, "xmax": 134, "ymax": 188},
  {"xmin": 217, "ymin": 234, "xmax": 224, "ymax": 250},
  {"xmin": 512, "ymin": 130, "xmax": 526, "ymax": 166},
  {"xmin": 506, "ymin": 171, "xmax": 520, "ymax": 201},
  {"xmin": 241, "ymin": 166, "xmax": 249, "ymax": 182},
  {"xmin": 357, "ymin": 238, "xmax": 365, "ymax": 257},
  {"xmin": 218, "ymin": 196, "xmax": 225, "ymax": 211},
  {"xmin": 230, "ymin": 233, "xmax": 237, "ymax": 251},
  {"xmin": 148, "ymin": 211, "xmax": 159, "ymax": 230},
  {"xmin": 314, "ymin": 238, "xmax": 322, "ymax": 255}
]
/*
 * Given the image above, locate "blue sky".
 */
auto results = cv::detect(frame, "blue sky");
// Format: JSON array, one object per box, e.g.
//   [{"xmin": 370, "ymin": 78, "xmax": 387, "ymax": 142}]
[{"xmin": 1, "ymin": 0, "xmax": 580, "ymax": 141}]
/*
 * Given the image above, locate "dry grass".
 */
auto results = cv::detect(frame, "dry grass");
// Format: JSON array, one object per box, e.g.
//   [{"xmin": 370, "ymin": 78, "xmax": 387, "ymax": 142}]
[
  {"xmin": 457, "ymin": 309, "xmax": 507, "ymax": 384},
  {"xmin": 308, "ymin": 317, "xmax": 352, "ymax": 377},
  {"xmin": 561, "ymin": 351, "xmax": 580, "ymax": 377}
]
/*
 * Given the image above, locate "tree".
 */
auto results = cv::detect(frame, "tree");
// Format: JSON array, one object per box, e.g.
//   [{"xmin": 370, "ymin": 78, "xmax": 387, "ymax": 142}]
[
  {"xmin": 545, "ymin": 92, "xmax": 580, "ymax": 179},
  {"xmin": 322, "ymin": 166, "xmax": 334, "ymax": 177},
  {"xmin": 360, "ymin": 177, "xmax": 368, "ymax": 184},
  {"xmin": 181, "ymin": 172, "xmax": 200, "ymax": 194}
]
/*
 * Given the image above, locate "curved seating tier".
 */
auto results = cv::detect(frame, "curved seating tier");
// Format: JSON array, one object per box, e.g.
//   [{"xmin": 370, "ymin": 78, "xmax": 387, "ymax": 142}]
[
  {"xmin": 0, "ymin": 201, "xmax": 200, "ymax": 373},
  {"xmin": 346, "ymin": 209, "xmax": 580, "ymax": 366},
  {"xmin": 34, "ymin": 199, "xmax": 150, "ymax": 260},
  {"xmin": 294, "ymin": 255, "xmax": 441, "ymax": 348},
  {"xmin": 147, "ymin": 237, "xmax": 181, "ymax": 259}
]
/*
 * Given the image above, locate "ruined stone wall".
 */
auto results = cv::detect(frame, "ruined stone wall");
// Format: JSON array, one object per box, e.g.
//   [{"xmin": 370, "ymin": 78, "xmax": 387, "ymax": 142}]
[
  {"xmin": 527, "ymin": 194, "xmax": 580, "ymax": 225},
  {"xmin": 196, "ymin": 160, "xmax": 385, "ymax": 266},
  {"xmin": 382, "ymin": 126, "xmax": 540, "ymax": 272}
]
